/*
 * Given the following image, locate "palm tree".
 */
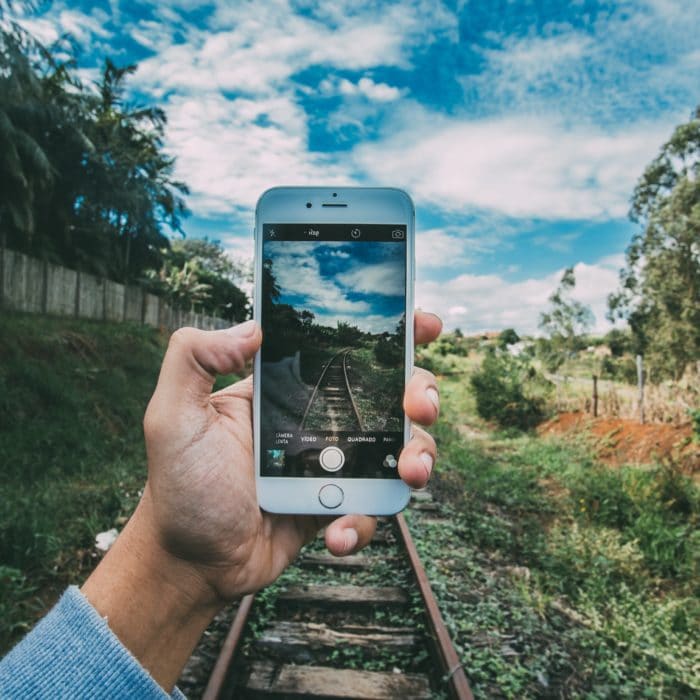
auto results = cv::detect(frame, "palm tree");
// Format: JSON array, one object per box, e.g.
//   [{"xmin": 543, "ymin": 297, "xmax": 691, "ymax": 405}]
[{"xmin": 0, "ymin": 26, "xmax": 54, "ymax": 247}]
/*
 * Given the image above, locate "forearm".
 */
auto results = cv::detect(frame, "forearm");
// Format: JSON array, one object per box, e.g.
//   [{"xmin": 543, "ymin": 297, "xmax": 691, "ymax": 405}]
[{"xmin": 81, "ymin": 487, "xmax": 222, "ymax": 691}]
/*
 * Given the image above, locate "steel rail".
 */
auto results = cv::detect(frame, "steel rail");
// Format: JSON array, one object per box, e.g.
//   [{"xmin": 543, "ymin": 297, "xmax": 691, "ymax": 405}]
[
  {"xmin": 341, "ymin": 349, "xmax": 365, "ymax": 431},
  {"xmin": 201, "ymin": 514, "xmax": 473, "ymax": 700},
  {"xmin": 201, "ymin": 594, "xmax": 255, "ymax": 700},
  {"xmin": 395, "ymin": 513, "xmax": 474, "ymax": 700},
  {"xmin": 299, "ymin": 347, "xmax": 349, "ymax": 430}
]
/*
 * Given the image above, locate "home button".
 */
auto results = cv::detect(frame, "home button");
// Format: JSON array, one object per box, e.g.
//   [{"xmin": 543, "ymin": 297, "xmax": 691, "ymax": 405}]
[{"xmin": 318, "ymin": 484, "xmax": 344, "ymax": 509}]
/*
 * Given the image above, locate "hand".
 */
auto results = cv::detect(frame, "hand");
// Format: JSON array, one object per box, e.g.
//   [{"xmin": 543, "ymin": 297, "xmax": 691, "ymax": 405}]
[
  {"xmin": 82, "ymin": 311, "xmax": 441, "ymax": 689},
  {"xmin": 144, "ymin": 310, "xmax": 441, "ymax": 597}
]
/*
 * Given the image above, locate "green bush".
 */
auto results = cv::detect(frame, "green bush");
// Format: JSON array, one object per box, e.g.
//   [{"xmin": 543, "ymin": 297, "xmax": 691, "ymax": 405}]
[
  {"xmin": 601, "ymin": 354, "xmax": 638, "ymax": 384},
  {"xmin": 373, "ymin": 335, "xmax": 403, "ymax": 366},
  {"xmin": 568, "ymin": 463, "xmax": 699, "ymax": 580},
  {"xmin": 544, "ymin": 523, "xmax": 646, "ymax": 597},
  {"xmin": 690, "ymin": 408, "xmax": 700, "ymax": 443},
  {"xmin": 470, "ymin": 350, "xmax": 547, "ymax": 430}
]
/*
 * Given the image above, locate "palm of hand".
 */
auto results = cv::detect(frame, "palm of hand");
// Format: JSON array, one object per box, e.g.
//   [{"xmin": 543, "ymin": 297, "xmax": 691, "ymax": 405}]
[{"xmin": 145, "ymin": 373, "xmax": 319, "ymax": 600}]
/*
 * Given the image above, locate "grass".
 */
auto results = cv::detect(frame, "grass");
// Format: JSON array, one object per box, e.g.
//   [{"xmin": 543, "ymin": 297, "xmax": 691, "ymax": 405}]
[
  {"xmin": 2, "ymin": 313, "xmax": 697, "ymax": 697},
  {"xmin": 0, "ymin": 311, "xmax": 167, "ymax": 652},
  {"xmin": 347, "ymin": 345, "xmax": 403, "ymax": 431},
  {"xmin": 413, "ymin": 349, "xmax": 700, "ymax": 698}
]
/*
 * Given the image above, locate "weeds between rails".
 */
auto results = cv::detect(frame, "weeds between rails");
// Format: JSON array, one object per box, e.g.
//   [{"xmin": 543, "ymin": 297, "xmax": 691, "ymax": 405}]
[{"xmin": 178, "ymin": 493, "xmax": 472, "ymax": 700}]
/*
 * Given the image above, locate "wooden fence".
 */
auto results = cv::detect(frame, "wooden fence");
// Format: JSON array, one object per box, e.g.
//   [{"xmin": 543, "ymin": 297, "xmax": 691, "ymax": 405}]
[{"xmin": 0, "ymin": 247, "xmax": 229, "ymax": 332}]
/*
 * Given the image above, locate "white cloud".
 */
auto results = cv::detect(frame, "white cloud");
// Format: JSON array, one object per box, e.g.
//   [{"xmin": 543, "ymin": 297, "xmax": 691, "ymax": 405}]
[
  {"xmin": 480, "ymin": 32, "xmax": 592, "ymax": 87},
  {"xmin": 415, "ymin": 225, "xmax": 502, "ymax": 270},
  {"xmin": 465, "ymin": 1, "xmax": 700, "ymax": 125},
  {"xmin": 266, "ymin": 242, "xmax": 370, "ymax": 316},
  {"xmin": 14, "ymin": 7, "xmax": 111, "ymax": 46},
  {"xmin": 353, "ymin": 108, "xmax": 675, "ymax": 220},
  {"xmin": 134, "ymin": 0, "xmax": 455, "ymax": 99},
  {"xmin": 312, "ymin": 311, "xmax": 404, "ymax": 335},
  {"xmin": 417, "ymin": 256, "xmax": 625, "ymax": 335},
  {"xmin": 163, "ymin": 92, "xmax": 348, "ymax": 214},
  {"xmin": 337, "ymin": 261, "xmax": 404, "ymax": 296},
  {"xmin": 122, "ymin": 1, "xmax": 456, "ymax": 217},
  {"xmin": 324, "ymin": 76, "xmax": 405, "ymax": 102}
]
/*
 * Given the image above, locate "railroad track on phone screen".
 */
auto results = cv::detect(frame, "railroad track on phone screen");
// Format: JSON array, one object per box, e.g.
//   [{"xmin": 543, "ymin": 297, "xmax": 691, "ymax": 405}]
[
  {"xmin": 178, "ymin": 492, "xmax": 473, "ymax": 700},
  {"xmin": 300, "ymin": 348, "xmax": 365, "ymax": 432}
]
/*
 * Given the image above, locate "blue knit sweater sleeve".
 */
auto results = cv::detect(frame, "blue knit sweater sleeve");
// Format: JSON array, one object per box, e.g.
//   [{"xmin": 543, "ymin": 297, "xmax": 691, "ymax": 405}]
[{"xmin": 0, "ymin": 586, "xmax": 186, "ymax": 699}]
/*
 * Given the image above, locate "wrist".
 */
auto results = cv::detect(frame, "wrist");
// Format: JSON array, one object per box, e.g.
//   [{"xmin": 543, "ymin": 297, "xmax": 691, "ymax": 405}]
[{"xmin": 82, "ymin": 487, "xmax": 223, "ymax": 691}]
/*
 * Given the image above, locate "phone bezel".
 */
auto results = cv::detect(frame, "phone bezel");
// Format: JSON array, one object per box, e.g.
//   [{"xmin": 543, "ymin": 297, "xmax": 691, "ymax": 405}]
[{"xmin": 253, "ymin": 186, "xmax": 415, "ymax": 515}]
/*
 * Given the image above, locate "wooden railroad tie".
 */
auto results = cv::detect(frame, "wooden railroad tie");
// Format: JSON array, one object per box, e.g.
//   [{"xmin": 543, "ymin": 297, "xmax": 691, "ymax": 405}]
[
  {"xmin": 246, "ymin": 661, "xmax": 432, "ymax": 699},
  {"xmin": 277, "ymin": 585, "xmax": 408, "ymax": 610},
  {"xmin": 256, "ymin": 621, "xmax": 418, "ymax": 657}
]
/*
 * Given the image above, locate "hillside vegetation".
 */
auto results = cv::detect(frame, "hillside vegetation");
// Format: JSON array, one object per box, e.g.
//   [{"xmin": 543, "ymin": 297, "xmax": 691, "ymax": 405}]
[{"xmin": 0, "ymin": 311, "xmax": 166, "ymax": 651}]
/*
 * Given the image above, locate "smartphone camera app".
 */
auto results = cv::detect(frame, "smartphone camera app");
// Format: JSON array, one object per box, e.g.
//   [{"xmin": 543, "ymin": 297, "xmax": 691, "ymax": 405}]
[{"xmin": 259, "ymin": 223, "xmax": 407, "ymax": 479}]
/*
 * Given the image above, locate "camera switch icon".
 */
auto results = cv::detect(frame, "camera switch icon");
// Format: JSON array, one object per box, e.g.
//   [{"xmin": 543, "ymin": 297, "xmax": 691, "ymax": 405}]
[{"xmin": 382, "ymin": 454, "xmax": 398, "ymax": 469}]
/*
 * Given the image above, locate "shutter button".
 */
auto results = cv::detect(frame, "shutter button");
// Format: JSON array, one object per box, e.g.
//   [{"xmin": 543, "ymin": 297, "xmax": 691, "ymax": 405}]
[{"xmin": 319, "ymin": 446, "xmax": 345, "ymax": 472}]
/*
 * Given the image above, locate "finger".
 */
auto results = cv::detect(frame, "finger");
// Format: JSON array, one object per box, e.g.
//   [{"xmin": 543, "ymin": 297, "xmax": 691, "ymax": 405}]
[
  {"xmin": 398, "ymin": 426, "xmax": 436, "ymax": 489},
  {"xmin": 415, "ymin": 310, "xmax": 442, "ymax": 345},
  {"xmin": 325, "ymin": 514, "xmax": 377, "ymax": 556},
  {"xmin": 209, "ymin": 375, "xmax": 254, "ymax": 421},
  {"xmin": 211, "ymin": 374, "xmax": 253, "ymax": 400},
  {"xmin": 153, "ymin": 321, "xmax": 261, "ymax": 411},
  {"xmin": 404, "ymin": 367, "xmax": 439, "ymax": 425}
]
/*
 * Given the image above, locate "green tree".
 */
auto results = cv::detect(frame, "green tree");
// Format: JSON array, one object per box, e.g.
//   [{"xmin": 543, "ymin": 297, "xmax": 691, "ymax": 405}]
[
  {"xmin": 499, "ymin": 328, "xmax": 520, "ymax": 348},
  {"xmin": 608, "ymin": 107, "xmax": 700, "ymax": 380},
  {"xmin": 155, "ymin": 239, "xmax": 249, "ymax": 322},
  {"xmin": 147, "ymin": 258, "xmax": 211, "ymax": 310},
  {"xmin": 79, "ymin": 59, "xmax": 189, "ymax": 280},
  {"xmin": 0, "ymin": 22, "xmax": 78, "ymax": 250},
  {"xmin": 0, "ymin": 17, "xmax": 188, "ymax": 281},
  {"xmin": 470, "ymin": 349, "xmax": 546, "ymax": 430},
  {"xmin": 538, "ymin": 267, "xmax": 594, "ymax": 372}
]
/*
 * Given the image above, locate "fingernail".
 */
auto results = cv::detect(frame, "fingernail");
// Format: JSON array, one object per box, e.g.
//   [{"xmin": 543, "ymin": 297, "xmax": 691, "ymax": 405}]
[
  {"xmin": 229, "ymin": 320, "xmax": 256, "ymax": 337},
  {"xmin": 426, "ymin": 387, "xmax": 439, "ymax": 413},
  {"xmin": 343, "ymin": 529, "xmax": 358, "ymax": 554},
  {"xmin": 420, "ymin": 452, "xmax": 433, "ymax": 479}
]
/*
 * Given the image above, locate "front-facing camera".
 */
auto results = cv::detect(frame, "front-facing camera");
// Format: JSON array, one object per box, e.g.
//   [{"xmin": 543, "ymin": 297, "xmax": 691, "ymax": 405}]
[{"xmin": 306, "ymin": 202, "xmax": 312, "ymax": 208}]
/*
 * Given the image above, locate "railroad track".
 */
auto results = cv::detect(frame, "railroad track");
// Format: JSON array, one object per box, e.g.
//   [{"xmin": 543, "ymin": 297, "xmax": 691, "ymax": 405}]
[
  {"xmin": 179, "ymin": 493, "xmax": 473, "ymax": 700},
  {"xmin": 300, "ymin": 349, "xmax": 364, "ymax": 432}
]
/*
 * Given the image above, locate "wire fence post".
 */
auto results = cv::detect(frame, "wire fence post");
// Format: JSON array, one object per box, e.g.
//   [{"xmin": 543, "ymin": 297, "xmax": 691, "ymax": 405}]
[
  {"xmin": 636, "ymin": 354, "xmax": 645, "ymax": 424},
  {"xmin": 592, "ymin": 374, "xmax": 598, "ymax": 417}
]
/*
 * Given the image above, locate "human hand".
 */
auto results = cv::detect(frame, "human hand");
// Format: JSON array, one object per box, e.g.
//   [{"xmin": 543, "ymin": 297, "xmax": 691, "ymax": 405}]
[
  {"xmin": 82, "ymin": 311, "xmax": 441, "ymax": 689},
  {"xmin": 142, "ymin": 311, "xmax": 442, "ymax": 602}
]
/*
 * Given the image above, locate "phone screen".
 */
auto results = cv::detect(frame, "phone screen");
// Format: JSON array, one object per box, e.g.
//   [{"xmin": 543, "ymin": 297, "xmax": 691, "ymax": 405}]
[{"xmin": 259, "ymin": 222, "xmax": 407, "ymax": 479}]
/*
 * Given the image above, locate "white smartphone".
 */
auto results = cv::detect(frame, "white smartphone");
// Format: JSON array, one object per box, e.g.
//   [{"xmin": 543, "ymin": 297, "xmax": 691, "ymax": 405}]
[{"xmin": 253, "ymin": 187, "xmax": 415, "ymax": 515}]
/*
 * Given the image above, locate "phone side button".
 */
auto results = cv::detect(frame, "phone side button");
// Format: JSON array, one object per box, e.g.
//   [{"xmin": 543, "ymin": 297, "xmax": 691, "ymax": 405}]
[{"xmin": 318, "ymin": 484, "xmax": 344, "ymax": 509}]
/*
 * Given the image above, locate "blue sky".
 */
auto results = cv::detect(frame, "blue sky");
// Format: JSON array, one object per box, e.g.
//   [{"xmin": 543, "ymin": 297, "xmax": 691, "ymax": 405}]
[
  {"xmin": 265, "ymin": 240, "xmax": 405, "ymax": 333},
  {"xmin": 14, "ymin": 0, "xmax": 700, "ymax": 333}
]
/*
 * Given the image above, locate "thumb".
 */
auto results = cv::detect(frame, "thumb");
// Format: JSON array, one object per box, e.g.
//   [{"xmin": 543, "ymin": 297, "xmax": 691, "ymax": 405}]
[{"xmin": 151, "ymin": 321, "xmax": 261, "ymax": 412}]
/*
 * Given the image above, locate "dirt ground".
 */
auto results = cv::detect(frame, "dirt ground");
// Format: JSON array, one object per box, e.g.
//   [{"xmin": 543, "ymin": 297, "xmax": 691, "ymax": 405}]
[{"xmin": 539, "ymin": 412, "xmax": 699, "ymax": 474}]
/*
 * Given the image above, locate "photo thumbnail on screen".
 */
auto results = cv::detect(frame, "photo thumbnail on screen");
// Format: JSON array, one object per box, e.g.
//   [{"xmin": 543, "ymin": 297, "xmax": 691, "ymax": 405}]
[{"xmin": 260, "ymin": 223, "xmax": 407, "ymax": 479}]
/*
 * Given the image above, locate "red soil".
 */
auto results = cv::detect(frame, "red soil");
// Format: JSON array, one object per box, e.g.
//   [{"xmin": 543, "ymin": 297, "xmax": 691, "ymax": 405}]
[{"xmin": 538, "ymin": 412, "xmax": 699, "ymax": 474}]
